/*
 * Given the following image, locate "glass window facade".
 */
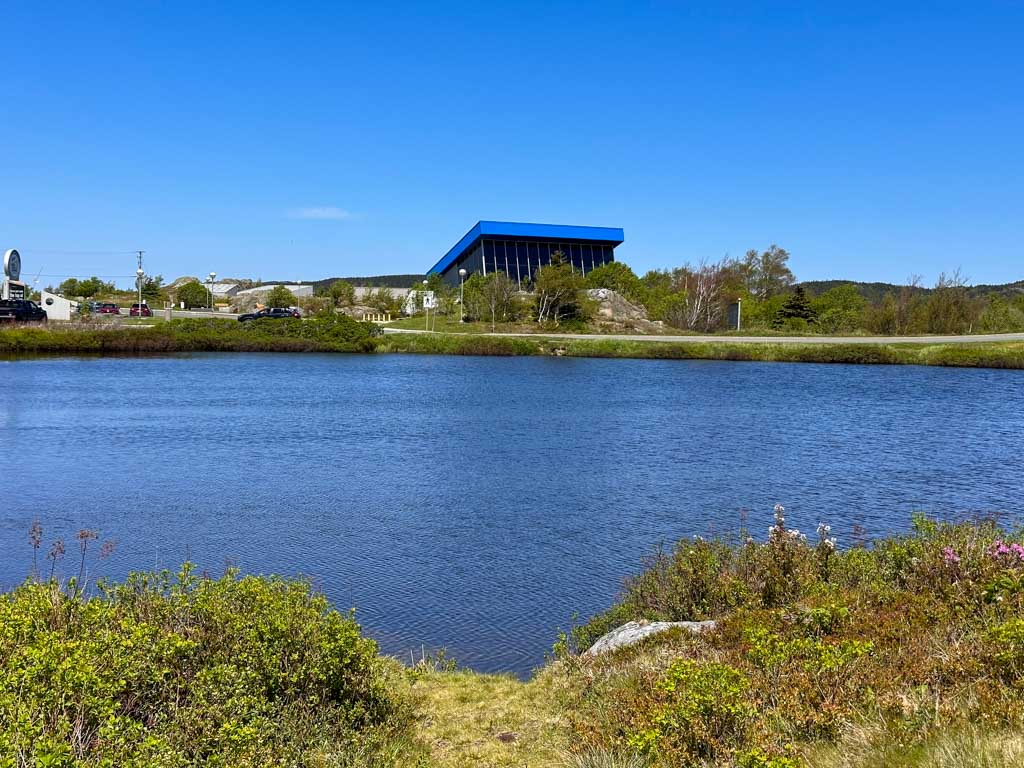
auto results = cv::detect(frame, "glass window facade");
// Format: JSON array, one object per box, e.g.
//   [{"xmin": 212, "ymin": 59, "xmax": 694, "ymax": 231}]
[{"xmin": 440, "ymin": 237, "xmax": 618, "ymax": 288}]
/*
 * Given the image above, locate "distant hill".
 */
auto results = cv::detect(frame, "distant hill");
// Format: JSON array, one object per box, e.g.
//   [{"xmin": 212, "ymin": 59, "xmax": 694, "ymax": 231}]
[
  {"xmin": 313, "ymin": 275, "xmax": 424, "ymax": 290},
  {"xmin": 799, "ymin": 279, "xmax": 1024, "ymax": 303}
]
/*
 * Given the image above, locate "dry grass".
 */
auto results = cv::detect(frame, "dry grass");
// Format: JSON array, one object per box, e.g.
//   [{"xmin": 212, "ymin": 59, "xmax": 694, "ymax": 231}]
[
  {"xmin": 410, "ymin": 668, "xmax": 569, "ymax": 767},
  {"xmin": 803, "ymin": 724, "xmax": 1024, "ymax": 768}
]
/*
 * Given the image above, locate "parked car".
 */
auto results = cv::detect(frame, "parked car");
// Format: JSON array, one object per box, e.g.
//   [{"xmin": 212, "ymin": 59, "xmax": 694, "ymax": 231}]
[
  {"xmin": 96, "ymin": 303, "xmax": 121, "ymax": 316},
  {"xmin": 238, "ymin": 307, "xmax": 301, "ymax": 322},
  {"xmin": 129, "ymin": 303, "xmax": 153, "ymax": 317},
  {"xmin": 0, "ymin": 299, "xmax": 48, "ymax": 323}
]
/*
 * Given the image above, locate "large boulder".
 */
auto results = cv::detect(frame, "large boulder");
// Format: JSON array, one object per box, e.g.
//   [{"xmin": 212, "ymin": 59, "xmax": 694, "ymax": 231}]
[
  {"xmin": 585, "ymin": 289, "xmax": 648, "ymax": 321},
  {"xmin": 584, "ymin": 619, "xmax": 716, "ymax": 657}
]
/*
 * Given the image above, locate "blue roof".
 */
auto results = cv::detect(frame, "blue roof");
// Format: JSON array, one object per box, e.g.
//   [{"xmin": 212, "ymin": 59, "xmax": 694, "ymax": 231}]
[{"xmin": 428, "ymin": 221, "xmax": 625, "ymax": 275}]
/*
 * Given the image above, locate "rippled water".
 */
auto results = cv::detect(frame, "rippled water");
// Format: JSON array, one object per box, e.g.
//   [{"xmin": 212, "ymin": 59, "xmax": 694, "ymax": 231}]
[{"xmin": 1, "ymin": 354, "xmax": 1022, "ymax": 674}]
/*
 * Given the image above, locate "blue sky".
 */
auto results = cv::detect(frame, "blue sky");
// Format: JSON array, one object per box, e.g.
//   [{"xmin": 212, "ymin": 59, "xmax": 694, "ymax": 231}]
[{"xmin": 2, "ymin": 1, "xmax": 1021, "ymax": 288}]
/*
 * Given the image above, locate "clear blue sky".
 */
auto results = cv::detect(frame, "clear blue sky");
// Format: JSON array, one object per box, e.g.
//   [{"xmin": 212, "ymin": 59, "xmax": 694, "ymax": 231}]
[{"xmin": 2, "ymin": 1, "xmax": 1021, "ymax": 288}]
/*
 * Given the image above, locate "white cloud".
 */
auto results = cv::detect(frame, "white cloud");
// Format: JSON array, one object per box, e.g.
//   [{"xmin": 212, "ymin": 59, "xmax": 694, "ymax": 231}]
[{"xmin": 287, "ymin": 206, "xmax": 358, "ymax": 221}]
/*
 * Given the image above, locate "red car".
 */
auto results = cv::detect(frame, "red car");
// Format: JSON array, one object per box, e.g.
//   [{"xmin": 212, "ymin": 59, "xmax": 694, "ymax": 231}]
[
  {"xmin": 130, "ymin": 303, "xmax": 152, "ymax": 317},
  {"xmin": 96, "ymin": 303, "xmax": 120, "ymax": 316}
]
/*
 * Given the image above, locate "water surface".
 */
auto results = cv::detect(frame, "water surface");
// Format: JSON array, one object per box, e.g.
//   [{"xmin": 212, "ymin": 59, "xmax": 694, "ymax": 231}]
[{"xmin": 1, "ymin": 354, "xmax": 1022, "ymax": 674}]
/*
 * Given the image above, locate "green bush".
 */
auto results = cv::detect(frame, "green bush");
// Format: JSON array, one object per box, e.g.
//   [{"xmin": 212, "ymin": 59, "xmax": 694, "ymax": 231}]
[
  {"xmin": 0, "ymin": 566, "xmax": 411, "ymax": 766},
  {"xmin": 627, "ymin": 660, "xmax": 754, "ymax": 761}
]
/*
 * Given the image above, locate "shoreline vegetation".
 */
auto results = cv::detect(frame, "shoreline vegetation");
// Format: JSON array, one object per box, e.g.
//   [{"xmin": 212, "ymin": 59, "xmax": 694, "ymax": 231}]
[
  {"xmin": 5, "ymin": 514, "xmax": 1024, "ymax": 766},
  {"xmin": 2, "ymin": 318, "xmax": 1024, "ymax": 368}
]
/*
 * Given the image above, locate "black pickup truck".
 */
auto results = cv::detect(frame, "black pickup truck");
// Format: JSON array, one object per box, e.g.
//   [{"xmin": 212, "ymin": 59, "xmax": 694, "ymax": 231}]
[{"xmin": 0, "ymin": 299, "xmax": 48, "ymax": 323}]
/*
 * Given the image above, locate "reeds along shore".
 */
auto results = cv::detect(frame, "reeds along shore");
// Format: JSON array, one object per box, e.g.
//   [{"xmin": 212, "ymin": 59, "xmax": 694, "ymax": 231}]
[{"xmin": 2, "ymin": 319, "xmax": 1024, "ymax": 367}]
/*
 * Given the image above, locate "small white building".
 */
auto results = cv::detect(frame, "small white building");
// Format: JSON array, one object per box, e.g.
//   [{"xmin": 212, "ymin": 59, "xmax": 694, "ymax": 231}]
[
  {"xmin": 40, "ymin": 290, "xmax": 78, "ymax": 321},
  {"xmin": 209, "ymin": 282, "xmax": 241, "ymax": 299}
]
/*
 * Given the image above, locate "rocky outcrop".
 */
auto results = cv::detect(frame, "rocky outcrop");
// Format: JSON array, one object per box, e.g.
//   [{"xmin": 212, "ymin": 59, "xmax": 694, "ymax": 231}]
[
  {"xmin": 585, "ymin": 289, "xmax": 648, "ymax": 321},
  {"xmin": 583, "ymin": 619, "xmax": 716, "ymax": 657}
]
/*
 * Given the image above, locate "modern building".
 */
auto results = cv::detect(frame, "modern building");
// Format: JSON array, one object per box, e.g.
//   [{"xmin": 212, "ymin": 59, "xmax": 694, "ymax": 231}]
[{"xmin": 427, "ymin": 221, "xmax": 624, "ymax": 288}]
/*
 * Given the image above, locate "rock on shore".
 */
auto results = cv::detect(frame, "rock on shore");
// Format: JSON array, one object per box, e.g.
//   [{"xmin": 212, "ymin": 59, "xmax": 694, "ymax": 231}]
[{"xmin": 584, "ymin": 619, "xmax": 716, "ymax": 657}]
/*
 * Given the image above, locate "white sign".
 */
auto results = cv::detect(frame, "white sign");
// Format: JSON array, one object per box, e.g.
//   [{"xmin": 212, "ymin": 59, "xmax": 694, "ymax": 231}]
[
  {"xmin": 422, "ymin": 291, "xmax": 437, "ymax": 310},
  {"xmin": 3, "ymin": 249, "xmax": 21, "ymax": 281}
]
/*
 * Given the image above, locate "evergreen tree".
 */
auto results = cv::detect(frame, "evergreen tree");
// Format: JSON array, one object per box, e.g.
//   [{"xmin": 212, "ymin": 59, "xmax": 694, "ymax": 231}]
[{"xmin": 776, "ymin": 285, "xmax": 816, "ymax": 323}]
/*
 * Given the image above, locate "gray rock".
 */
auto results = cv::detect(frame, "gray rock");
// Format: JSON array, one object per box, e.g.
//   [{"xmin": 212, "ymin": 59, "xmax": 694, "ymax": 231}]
[
  {"xmin": 585, "ymin": 288, "xmax": 648, "ymax": 321},
  {"xmin": 584, "ymin": 620, "xmax": 716, "ymax": 657}
]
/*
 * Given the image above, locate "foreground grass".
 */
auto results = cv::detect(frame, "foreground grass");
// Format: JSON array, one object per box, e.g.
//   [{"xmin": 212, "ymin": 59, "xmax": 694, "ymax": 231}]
[
  {"xmin": 3, "ymin": 320, "xmax": 1024, "ymax": 367},
  {"xmin": 410, "ymin": 669, "xmax": 567, "ymax": 768}
]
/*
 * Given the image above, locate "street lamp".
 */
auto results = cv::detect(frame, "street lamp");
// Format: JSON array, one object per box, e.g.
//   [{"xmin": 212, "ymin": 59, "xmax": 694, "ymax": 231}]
[
  {"xmin": 458, "ymin": 268, "xmax": 467, "ymax": 323},
  {"xmin": 207, "ymin": 272, "xmax": 217, "ymax": 311},
  {"xmin": 422, "ymin": 279, "xmax": 429, "ymax": 331},
  {"xmin": 136, "ymin": 268, "xmax": 145, "ymax": 319}
]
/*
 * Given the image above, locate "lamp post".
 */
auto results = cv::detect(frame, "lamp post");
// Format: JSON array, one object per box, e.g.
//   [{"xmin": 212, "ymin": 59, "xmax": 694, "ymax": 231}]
[
  {"xmin": 458, "ymin": 268, "xmax": 467, "ymax": 323},
  {"xmin": 136, "ymin": 268, "xmax": 144, "ymax": 319},
  {"xmin": 422, "ymin": 278, "xmax": 429, "ymax": 331},
  {"xmin": 736, "ymin": 297, "xmax": 742, "ymax": 332},
  {"xmin": 207, "ymin": 272, "xmax": 217, "ymax": 311}
]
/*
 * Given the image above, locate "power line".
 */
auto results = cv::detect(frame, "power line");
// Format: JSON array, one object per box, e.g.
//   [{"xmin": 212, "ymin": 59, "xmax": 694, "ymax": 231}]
[
  {"xmin": 34, "ymin": 273, "xmax": 141, "ymax": 279},
  {"xmin": 20, "ymin": 249, "xmax": 141, "ymax": 255}
]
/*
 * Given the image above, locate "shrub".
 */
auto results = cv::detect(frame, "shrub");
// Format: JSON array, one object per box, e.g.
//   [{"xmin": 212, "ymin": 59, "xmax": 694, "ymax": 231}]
[
  {"xmin": 0, "ymin": 566, "xmax": 411, "ymax": 765},
  {"xmin": 565, "ymin": 514, "xmax": 1024, "ymax": 766},
  {"xmin": 627, "ymin": 660, "xmax": 754, "ymax": 761}
]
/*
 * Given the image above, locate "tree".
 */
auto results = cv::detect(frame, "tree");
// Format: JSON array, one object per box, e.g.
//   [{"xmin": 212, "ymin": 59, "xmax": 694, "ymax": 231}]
[
  {"xmin": 477, "ymin": 272, "xmax": 516, "ymax": 330},
  {"xmin": 175, "ymin": 281, "xmax": 209, "ymax": 309},
  {"xmin": 365, "ymin": 287, "xmax": 401, "ymax": 314},
  {"xmin": 924, "ymin": 269, "xmax": 977, "ymax": 334},
  {"xmin": 741, "ymin": 245, "xmax": 795, "ymax": 299},
  {"xmin": 141, "ymin": 275, "xmax": 165, "ymax": 302},
  {"xmin": 978, "ymin": 295, "xmax": 1024, "ymax": 333},
  {"xmin": 265, "ymin": 285, "xmax": 297, "ymax": 308},
  {"xmin": 534, "ymin": 253, "xmax": 586, "ymax": 325},
  {"xmin": 327, "ymin": 280, "xmax": 356, "ymax": 308},
  {"xmin": 811, "ymin": 284, "xmax": 867, "ymax": 333},
  {"xmin": 775, "ymin": 286, "xmax": 816, "ymax": 327},
  {"xmin": 585, "ymin": 262, "xmax": 643, "ymax": 303},
  {"xmin": 659, "ymin": 260, "xmax": 732, "ymax": 331},
  {"xmin": 58, "ymin": 276, "xmax": 114, "ymax": 298}
]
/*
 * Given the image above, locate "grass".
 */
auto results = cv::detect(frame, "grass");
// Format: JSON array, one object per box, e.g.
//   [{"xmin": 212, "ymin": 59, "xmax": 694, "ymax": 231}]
[
  {"xmin": 377, "ymin": 332, "xmax": 1024, "ymax": 368},
  {"xmin": 410, "ymin": 668, "xmax": 567, "ymax": 768},
  {"xmin": 4, "ymin": 319, "xmax": 1024, "ymax": 367}
]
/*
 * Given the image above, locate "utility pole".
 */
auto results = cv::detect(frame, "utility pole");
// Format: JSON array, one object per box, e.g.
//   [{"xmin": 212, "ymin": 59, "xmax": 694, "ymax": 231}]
[{"xmin": 136, "ymin": 250, "xmax": 145, "ymax": 318}]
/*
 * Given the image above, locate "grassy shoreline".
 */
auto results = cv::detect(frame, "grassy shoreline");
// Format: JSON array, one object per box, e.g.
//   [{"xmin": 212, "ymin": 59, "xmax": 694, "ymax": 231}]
[
  {"xmin": 5, "ymin": 516, "xmax": 1024, "ymax": 766},
  {"xmin": 2, "ymin": 321, "xmax": 1024, "ymax": 367}
]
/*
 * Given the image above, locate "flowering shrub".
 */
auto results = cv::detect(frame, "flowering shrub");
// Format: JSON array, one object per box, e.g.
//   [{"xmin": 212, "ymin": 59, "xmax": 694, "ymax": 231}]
[{"xmin": 566, "ymin": 512, "xmax": 1024, "ymax": 767}]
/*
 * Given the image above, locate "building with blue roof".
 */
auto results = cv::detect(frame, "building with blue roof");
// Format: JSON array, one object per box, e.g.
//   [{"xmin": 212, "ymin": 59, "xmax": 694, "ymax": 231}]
[{"xmin": 427, "ymin": 221, "xmax": 624, "ymax": 288}]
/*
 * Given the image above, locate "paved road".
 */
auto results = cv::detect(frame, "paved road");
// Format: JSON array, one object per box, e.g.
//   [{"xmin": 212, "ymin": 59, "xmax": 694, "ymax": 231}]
[{"xmin": 382, "ymin": 328, "xmax": 1024, "ymax": 345}]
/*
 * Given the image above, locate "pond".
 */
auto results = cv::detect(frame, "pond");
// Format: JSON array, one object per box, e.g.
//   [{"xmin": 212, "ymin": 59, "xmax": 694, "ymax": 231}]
[{"xmin": 1, "ymin": 354, "xmax": 1022, "ymax": 674}]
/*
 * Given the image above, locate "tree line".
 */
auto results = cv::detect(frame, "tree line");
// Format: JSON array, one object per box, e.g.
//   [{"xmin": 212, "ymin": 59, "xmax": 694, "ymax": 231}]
[{"xmin": 382, "ymin": 245, "xmax": 1024, "ymax": 335}]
